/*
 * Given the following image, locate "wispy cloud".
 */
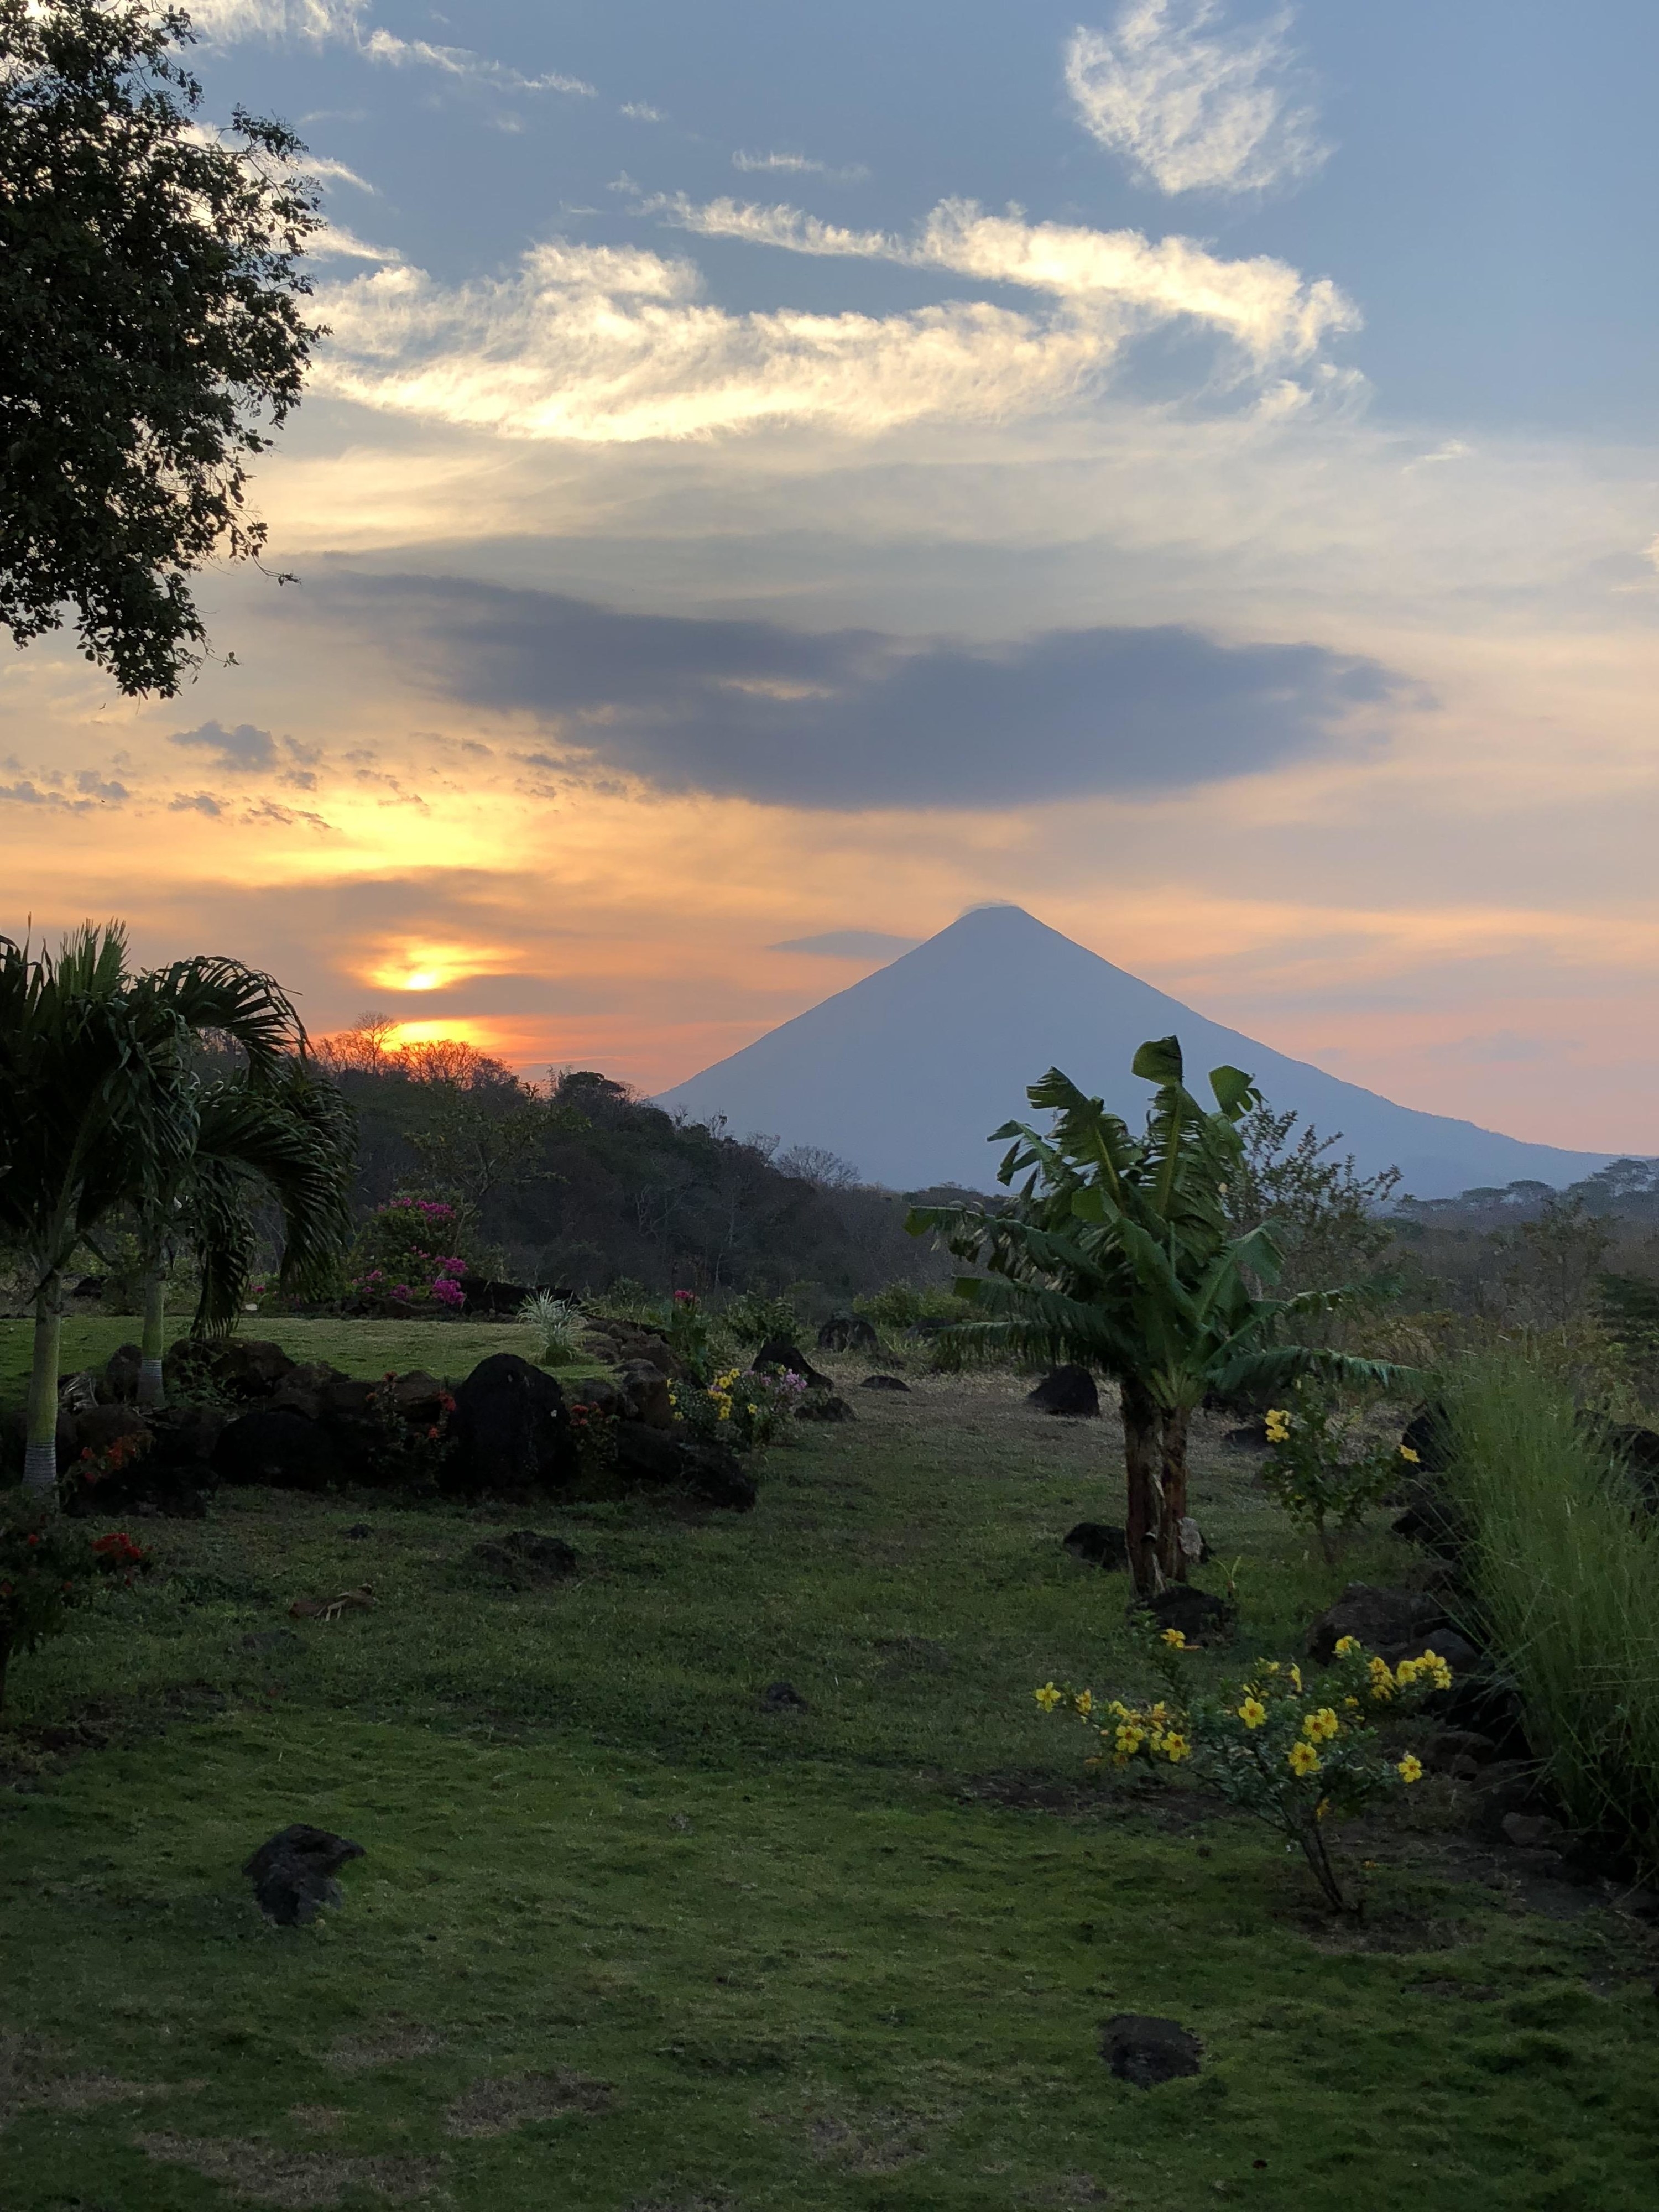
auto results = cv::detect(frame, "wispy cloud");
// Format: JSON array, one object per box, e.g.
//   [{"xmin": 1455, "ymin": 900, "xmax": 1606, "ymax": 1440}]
[
  {"xmin": 1065, "ymin": 2, "xmax": 1328, "ymax": 196},
  {"xmin": 622, "ymin": 102, "xmax": 665, "ymax": 122},
  {"xmin": 732, "ymin": 150, "xmax": 870, "ymax": 183},
  {"xmin": 311, "ymin": 198, "xmax": 1356, "ymax": 446},
  {"xmin": 189, "ymin": 1, "xmax": 596, "ymax": 97}
]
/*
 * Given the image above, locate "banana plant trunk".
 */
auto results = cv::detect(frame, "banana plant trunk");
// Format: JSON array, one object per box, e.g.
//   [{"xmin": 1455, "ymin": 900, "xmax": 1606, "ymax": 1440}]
[
  {"xmin": 139, "ymin": 1264, "xmax": 168, "ymax": 1408},
  {"xmin": 22, "ymin": 1272, "xmax": 63, "ymax": 1500},
  {"xmin": 1120, "ymin": 1377, "xmax": 1164, "ymax": 1600},
  {"xmin": 1156, "ymin": 1405, "xmax": 1192, "ymax": 1584}
]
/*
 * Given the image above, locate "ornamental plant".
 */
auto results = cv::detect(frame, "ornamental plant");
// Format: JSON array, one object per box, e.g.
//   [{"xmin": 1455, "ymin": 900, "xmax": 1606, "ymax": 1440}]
[
  {"xmin": 348, "ymin": 1196, "xmax": 470, "ymax": 1310},
  {"xmin": 520, "ymin": 1289, "xmax": 585, "ymax": 1366},
  {"xmin": 1036, "ymin": 1629, "xmax": 1452, "ymax": 1911},
  {"xmin": 671, "ymin": 1366, "xmax": 806, "ymax": 1451},
  {"xmin": 0, "ymin": 1513, "xmax": 151, "ymax": 1707},
  {"xmin": 664, "ymin": 1290, "xmax": 714, "ymax": 1385},
  {"xmin": 1259, "ymin": 1380, "xmax": 1420, "ymax": 1562}
]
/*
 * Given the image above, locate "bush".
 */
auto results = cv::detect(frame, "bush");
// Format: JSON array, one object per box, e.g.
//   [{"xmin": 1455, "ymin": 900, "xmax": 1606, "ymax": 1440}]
[
  {"xmin": 671, "ymin": 1366, "xmax": 805, "ymax": 1452},
  {"xmin": 1442, "ymin": 1352, "xmax": 1659, "ymax": 1874},
  {"xmin": 0, "ymin": 1514, "xmax": 150, "ymax": 1708},
  {"xmin": 348, "ymin": 1195, "xmax": 470, "ymax": 1310},
  {"xmin": 723, "ymin": 1291, "xmax": 804, "ymax": 1348},
  {"xmin": 1038, "ymin": 1627, "xmax": 1449, "ymax": 1911},
  {"xmin": 853, "ymin": 1281, "xmax": 971, "ymax": 1332},
  {"xmin": 1259, "ymin": 1381, "xmax": 1418, "ymax": 1561}
]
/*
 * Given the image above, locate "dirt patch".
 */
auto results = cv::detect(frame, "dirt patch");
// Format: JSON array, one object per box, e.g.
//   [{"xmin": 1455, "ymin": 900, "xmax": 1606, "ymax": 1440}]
[
  {"xmin": 806, "ymin": 2106, "xmax": 930, "ymax": 2176},
  {"xmin": 0, "ymin": 2027, "xmax": 201, "ymax": 2126},
  {"xmin": 137, "ymin": 2134, "xmax": 444, "ymax": 2208},
  {"xmin": 444, "ymin": 2068, "xmax": 614, "ymax": 2137},
  {"xmin": 327, "ymin": 2022, "xmax": 444, "ymax": 2073}
]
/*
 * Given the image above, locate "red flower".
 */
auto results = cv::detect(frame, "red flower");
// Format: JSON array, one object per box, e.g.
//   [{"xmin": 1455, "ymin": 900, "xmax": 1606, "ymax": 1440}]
[
  {"xmin": 25, "ymin": 1532, "xmax": 39, "ymax": 1547},
  {"xmin": 1, "ymin": 1582, "xmax": 12, "ymax": 1598}
]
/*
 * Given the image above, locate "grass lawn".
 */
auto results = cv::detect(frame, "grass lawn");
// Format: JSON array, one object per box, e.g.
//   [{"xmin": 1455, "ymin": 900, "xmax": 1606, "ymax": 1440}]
[{"xmin": 3, "ymin": 1331, "xmax": 1657, "ymax": 2210}]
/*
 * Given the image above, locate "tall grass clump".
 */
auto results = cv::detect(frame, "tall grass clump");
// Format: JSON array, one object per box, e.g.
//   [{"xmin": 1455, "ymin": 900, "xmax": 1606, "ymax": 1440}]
[{"xmin": 1443, "ymin": 1350, "xmax": 1659, "ymax": 1871}]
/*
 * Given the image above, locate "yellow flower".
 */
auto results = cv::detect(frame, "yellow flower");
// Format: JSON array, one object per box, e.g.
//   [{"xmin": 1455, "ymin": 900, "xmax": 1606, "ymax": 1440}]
[
  {"xmin": 1344, "ymin": 1696, "xmax": 1360, "ymax": 1711},
  {"xmin": 1314, "ymin": 1796, "xmax": 1331, "ymax": 1822},
  {"xmin": 1368, "ymin": 1656, "xmax": 1395, "ymax": 1702},
  {"xmin": 1287, "ymin": 1741, "xmax": 1321, "ymax": 1777},
  {"xmin": 1397, "ymin": 1753, "xmax": 1423, "ymax": 1784},
  {"xmin": 745, "ymin": 1402, "xmax": 759, "ymax": 1417},
  {"xmin": 1334, "ymin": 1635, "xmax": 1360, "ymax": 1657},
  {"xmin": 1395, "ymin": 1656, "xmax": 1421, "ymax": 1688},
  {"xmin": 1399, "ymin": 1444, "xmax": 1421, "ymax": 1464},
  {"xmin": 1160, "ymin": 1627, "xmax": 1188, "ymax": 1649},
  {"xmin": 1237, "ymin": 1698, "xmax": 1267, "ymax": 1730},
  {"xmin": 1265, "ymin": 1409, "xmax": 1291, "ymax": 1443},
  {"xmin": 1073, "ymin": 1690, "xmax": 1094, "ymax": 1717},
  {"xmin": 717, "ymin": 1403, "xmax": 732, "ymax": 1421},
  {"xmin": 1420, "ymin": 1650, "xmax": 1454, "ymax": 1691},
  {"xmin": 1288, "ymin": 1664, "xmax": 1303, "ymax": 1693},
  {"xmin": 1115, "ymin": 1724, "xmax": 1145, "ymax": 1755},
  {"xmin": 1035, "ymin": 1682, "xmax": 1063, "ymax": 1713},
  {"xmin": 1162, "ymin": 1731, "xmax": 1190, "ymax": 1763},
  {"xmin": 1303, "ymin": 1707, "xmax": 1340, "ymax": 1742},
  {"xmin": 1109, "ymin": 1699, "xmax": 1130, "ymax": 1721}
]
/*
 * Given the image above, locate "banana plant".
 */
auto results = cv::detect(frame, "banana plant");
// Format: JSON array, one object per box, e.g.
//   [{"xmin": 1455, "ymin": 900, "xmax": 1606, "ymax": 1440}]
[{"xmin": 909, "ymin": 1037, "xmax": 1413, "ymax": 1597}]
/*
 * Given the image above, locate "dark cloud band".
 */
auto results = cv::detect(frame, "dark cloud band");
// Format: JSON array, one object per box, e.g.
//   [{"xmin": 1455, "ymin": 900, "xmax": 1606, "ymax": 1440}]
[{"xmin": 327, "ymin": 573, "xmax": 1417, "ymax": 810}]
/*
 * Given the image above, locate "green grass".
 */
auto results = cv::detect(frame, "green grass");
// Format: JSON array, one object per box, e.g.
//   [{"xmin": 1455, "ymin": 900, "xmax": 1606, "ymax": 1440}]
[
  {"xmin": 1444, "ymin": 1353, "xmax": 1659, "ymax": 1871},
  {"xmin": 4, "ymin": 1356, "xmax": 1658, "ymax": 2210}
]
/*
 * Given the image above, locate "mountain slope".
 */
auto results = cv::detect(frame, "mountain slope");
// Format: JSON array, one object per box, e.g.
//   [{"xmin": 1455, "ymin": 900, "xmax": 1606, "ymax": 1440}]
[{"xmin": 657, "ymin": 906, "xmax": 1615, "ymax": 1198}]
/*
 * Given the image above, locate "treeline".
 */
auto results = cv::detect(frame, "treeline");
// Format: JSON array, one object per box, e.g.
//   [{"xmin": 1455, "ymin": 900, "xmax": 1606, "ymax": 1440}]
[{"xmin": 313, "ymin": 1026, "xmax": 959, "ymax": 1301}]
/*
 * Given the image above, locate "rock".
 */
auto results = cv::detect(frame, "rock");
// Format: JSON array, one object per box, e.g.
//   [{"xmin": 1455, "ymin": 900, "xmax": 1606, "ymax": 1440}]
[
  {"xmin": 761, "ymin": 1680, "xmax": 808, "ymax": 1711},
  {"xmin": 1026, "ymin": 1366, "xmax": 1100, "ymax": 1418},
  {"xmin": 67, "ymin": 1403, "xmax": 152, "ymax": 1460},
  {"xmin": 752, "ymin": 1337, "xmax": 832, "ymax": 1389},
  {"xmin": 466, "ymin": 1529, "xmax": 578, "ymax": 1588},
  {"xmin": 103, "ymin": 1344, "xmax": 144, "ymax": 1402},
  {"xmin": 1222, "ymin": 1416, "xmax": 1268, "ymax": 1449},
  {"xmin": 611, "ymin": 1424, "xmax": 758, "ymax": 1510},
  {"xmin": 859, "ymin": 1374, "xmax": 911, "ymax": 1392},
  {"xmin": 244, "ymin": 1824, "xmax": 365, "ymax": 1927},
  {"xmin": 389, "ymin": 1370, "xmax": 447, "ymax": 1424},
  {"xmin": 1471, "ymin": 1762, "xmax": 1554, "ymax": 1841},
  {"xmin": 1099, "ymin": 2014, "xmax": 1202, "ymax": 2088},
  {"xmin": 1064, "ymin": 1522, "xmax": 1130, "ymax": 1571},
  {"xmin": 213, "ymin": 1408, "xmax": 341, "ymax": 1491},
  {"xmin": 1425, "ymin": 1728, "xmax": 1498, "ymax": 1770},
  {"xmin": 210, "ymin": 1339, "xmax": 299, "ymax": 1399},
  {"xmin": 1142, "ymin": 1587, "xmax": 1231, "ymax": 1644},
  {"xmin": 1503, "ymin": 1812, "xmax": 1568, "ymax": 1851},
  {"xmin": 1306, "ymin": 1584, "xmax": 1453, "ymax": 1666},
  {"xmin": 615, "ymin": 1361, "xmax": 675, "ymax": 1429},
  {"xmin": 446, "ymin": 1353, "xmax": 574, "ymax": 1496},
  {"xmin": 565, "ymin": 1376, "xmax": 626, "ymax": 1419},
  {"xmin": 457, "ymin": 1273, "xmax": 535, "ymax": 1316},
  {"xmin": 1399, "ymin": 1405, "xmax": 1454, "ymax": 1473},
  {"xmin": 1391, "ymin": 1482, "xmax": 1473, "ymax": 1561},
  {"xmin": 818, "ymin": 1313, "xmax": 880, "ymax": 1352},
  {"xmin": 795, "ymin": 1392, "xmax": 854, "ymax": 1422}
]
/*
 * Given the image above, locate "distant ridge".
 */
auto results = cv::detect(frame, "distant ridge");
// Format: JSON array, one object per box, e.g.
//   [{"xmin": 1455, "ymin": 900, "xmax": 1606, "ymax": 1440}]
[{"xmin": 657, "ymin": 906, "xmax": 1618, "ymax": 1199}]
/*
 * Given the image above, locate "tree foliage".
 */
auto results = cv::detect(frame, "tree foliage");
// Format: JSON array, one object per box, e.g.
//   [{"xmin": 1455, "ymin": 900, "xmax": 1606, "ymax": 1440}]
[{"xmin": 0, "ymin": 1, "xmax": 321, "ymax": 692}]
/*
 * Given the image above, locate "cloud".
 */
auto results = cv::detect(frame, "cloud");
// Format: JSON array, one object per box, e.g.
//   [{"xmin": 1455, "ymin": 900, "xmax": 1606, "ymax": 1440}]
[
  {"xmin": 324, "ymin": 575, "xmax": 1413, "ymax": 810},
  {"xmin": 770, "ymin": 931, "xmax": 921, "ymax": 958},
  {"xmin": 732, "ymin": 151, "xmax": 870, "ymax": 183},
  {"xmin": 622, "ymin": 103, "xmax": 665, "ymax": 122},
  {"xmin": 1065, "ymin": 2, "xmax": 1328, "ymax": 196},
  {"xmin": 189, "ymin": 2, "xmax": 595, "ymax": 96},
  {"xmin": 171, "ymin": 720, "xmax": 279, "ymax": 771},
  {"xmin": 310, "ymin": 203, "xmax": 1357, "ymax": 445}
]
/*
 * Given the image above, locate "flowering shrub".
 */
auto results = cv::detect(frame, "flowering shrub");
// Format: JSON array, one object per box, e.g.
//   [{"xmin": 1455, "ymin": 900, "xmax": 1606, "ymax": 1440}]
[
  {"xmin": 359, "ymin": 1372, "xmax": 456, "ymax": 1489},
  {"xmin": 1258, "ymin": 1380, "xmax": 1421, "ymax": 1561},
  {"xmin": 0, "ymin": 1515, "xmax": 152, "ymax": 1707},
  {"xmin": 568, "ymin": 1399, "xmax": 619, "ymax": 1481},
  {"xmin": 1036, "ymin": 1630, "xmax": 1453, "ymax": 1911},
  {"xmin": 349, "ymin": 1196, "xmax": 470, "ymax": 1311},
  {"xmin": 671, "ymin": 1366, "xmax": 806, "ymax": 1451},
  {"xmin": 723, "ymin": 1291, "xmax": 804, "ymax": 1349}
]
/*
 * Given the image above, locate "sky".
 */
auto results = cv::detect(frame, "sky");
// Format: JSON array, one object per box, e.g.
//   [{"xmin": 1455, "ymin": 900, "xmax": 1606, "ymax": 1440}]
[{"xmin": 6, "ymin": 0, "xmax": 1658, "ymax": 1154}]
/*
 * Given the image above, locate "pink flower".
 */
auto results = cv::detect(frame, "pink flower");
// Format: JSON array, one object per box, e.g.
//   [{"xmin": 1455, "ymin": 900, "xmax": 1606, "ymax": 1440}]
[{"xmin": 392, "ymin": 1284, "xmax": 411, "ymax": 1301}]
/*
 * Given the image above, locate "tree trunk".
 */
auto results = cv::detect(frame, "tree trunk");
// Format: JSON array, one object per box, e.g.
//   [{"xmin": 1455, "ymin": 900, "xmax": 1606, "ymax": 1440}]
[
  {"xmin": 1120, "ymin": 1376, "xmax": 1164, "ymax": 1600},
  {"xmin": 139, "ymin": 1263, "xmax": 168, "ymax": 1408},
  {"xmin": 22, "ymin": 1273, "xmax": 63, "ymax": 1501},
  {"xmin": 1157, "ymin": 1405, "xmax": 1192, "ymax": 1584}
]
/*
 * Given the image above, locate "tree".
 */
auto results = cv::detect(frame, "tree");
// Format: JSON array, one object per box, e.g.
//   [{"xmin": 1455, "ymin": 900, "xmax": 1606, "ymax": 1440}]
[
  {"xmin": 135, "ymin": 1057, "xmax": 354, "ymax": 1405},
  {"xmin": 908, "ymin": 1039, "xmax": 1410, "ymax": 1598},
  {"xmin": 1225, "ymin": 1103, "xmax": 1400, "ymax": 1297},
  {"xmin": 0, "ymin": 925, "xmax": 352, "ymax": 1490},
  {"xmin": 0, "ymin": 1, "xmax": 321, "ymax": 693}
]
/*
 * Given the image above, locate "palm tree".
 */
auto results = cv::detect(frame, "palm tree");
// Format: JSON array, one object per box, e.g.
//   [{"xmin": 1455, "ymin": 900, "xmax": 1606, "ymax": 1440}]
[
  {"xmin": 0, "ymin": 926, "xmax": 353, "ymax": 1491},
  {"xmin": 908, "ymin": 1038, "xmax": 1410, "ymax": 1598}
]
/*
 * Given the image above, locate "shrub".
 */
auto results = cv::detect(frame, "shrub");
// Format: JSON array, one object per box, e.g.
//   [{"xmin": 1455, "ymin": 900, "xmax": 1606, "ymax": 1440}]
[
  {"xmin": 0, "ymin": 1514, "xmax": 150, "ymax": 1708},
  {"xmin": 1442, "ymin": 1351, "xmax": 1659, "ymax": 1874},
  {"xmin": 853, "ymin": 1282, "xmax": 971, "ymax": 1333},
  {"xmin": 723, "ymin": 1291, "xmax": 804, "ymax": 1348},
  {"xmin": 664, "ymin": 1290, "xmax": 714, "ymax": 1384},
  {"xmin": 348, "ymin": 1196, "xmax": 470, "ymax": 1310},
  {"xmin": 520, "ymin": 1289, "xmax": 585, "ymax": 1366},
  {"xmin": 1037, "ymin": 1629, "xmax": 1450, "ymax": 1911},
  {"xmin": 1258, "ymin": 1381, "xmax": 1418, "ymax": 1561},
  {"xmin": 671, "ymin": 1366, "xmax": 805, "ymax": 1452}
]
